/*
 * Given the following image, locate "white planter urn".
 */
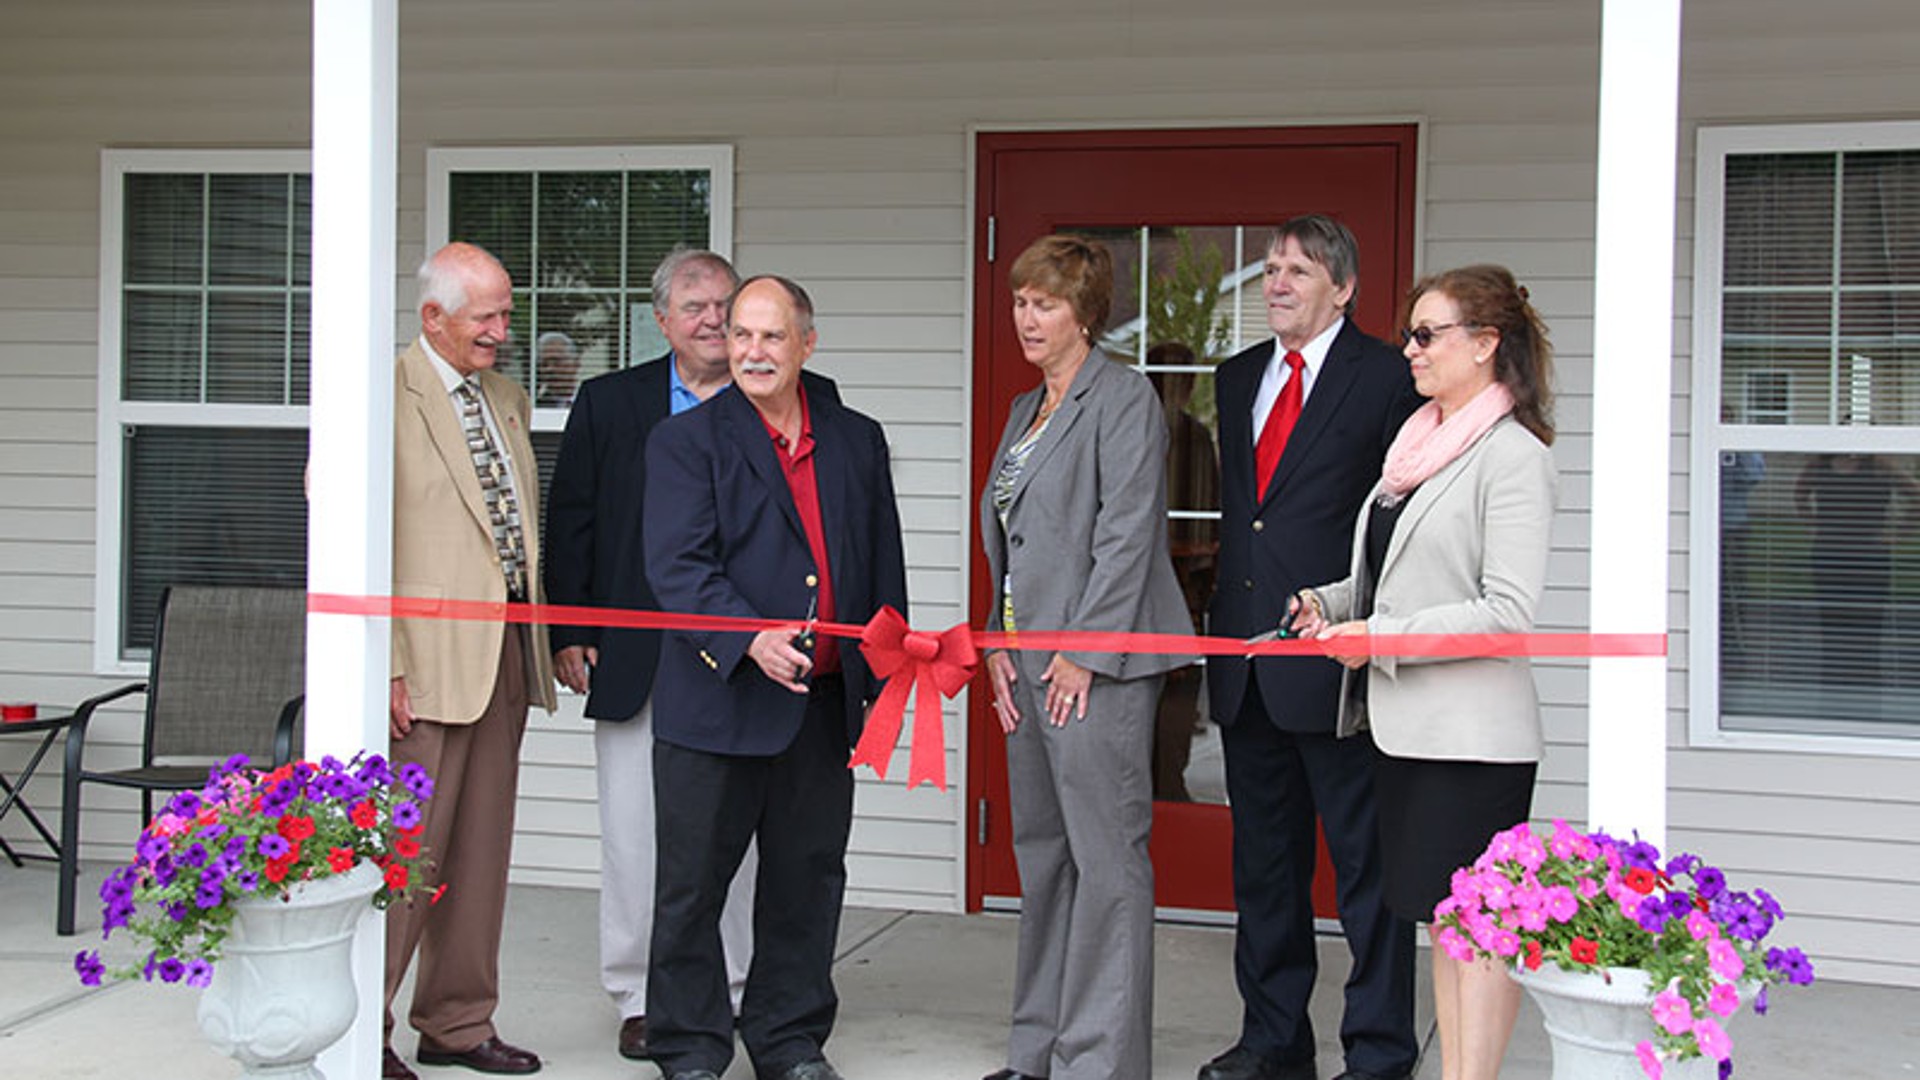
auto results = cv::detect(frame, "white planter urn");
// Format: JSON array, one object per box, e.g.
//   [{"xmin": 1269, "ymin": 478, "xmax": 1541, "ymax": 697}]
[
  {"xmin": 1509, "ymin": 964, "xmax": 1721, "ymax": 1080},
  {"xmin": 196, "ymin": 860, "xmax": 383, "ymax": 1080}
]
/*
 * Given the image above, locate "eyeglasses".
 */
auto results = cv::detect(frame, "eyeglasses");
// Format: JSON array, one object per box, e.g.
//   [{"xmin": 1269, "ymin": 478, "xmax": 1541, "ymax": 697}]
[{"xmin": 1400, "ymin": 322, "xmax": 1476, "ymax": 348}]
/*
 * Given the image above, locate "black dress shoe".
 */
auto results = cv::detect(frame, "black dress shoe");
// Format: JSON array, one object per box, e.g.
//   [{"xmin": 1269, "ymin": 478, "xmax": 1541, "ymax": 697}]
[
  {"xmin": 417, "ymin": 1035, "xmax": 542, "ymax": 1075},
  {"xmin": 617, "ymin": 1015, "xmax": 649, "ymax": 1060},
  {"xmin": 384, "ymin": 1048, "xmax": 420, "ymax": 1080},
  {"xmin": 984, "ymin": 1070, "xmax": 1048, "ymax": 1080},
  {"xmin": 1332, "ymin": 1071, "xmax": 1412, "ymax": 1080},
  {"xmin": 1198, "ymin": 1045, "xmax": 1316, "ymax": 1080}
]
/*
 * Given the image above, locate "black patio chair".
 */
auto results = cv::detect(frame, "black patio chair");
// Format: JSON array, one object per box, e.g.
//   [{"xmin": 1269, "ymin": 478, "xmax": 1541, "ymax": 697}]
[{"xmin": 57, "ymin": 585, "xmax": 306, "ymax": 935}]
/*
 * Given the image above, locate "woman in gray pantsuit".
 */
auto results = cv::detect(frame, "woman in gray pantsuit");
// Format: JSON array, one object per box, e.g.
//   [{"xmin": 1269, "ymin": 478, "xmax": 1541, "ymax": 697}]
[{"xmin": 979, "ymin": 234, "xmax": 1197, "ymax": 1080}]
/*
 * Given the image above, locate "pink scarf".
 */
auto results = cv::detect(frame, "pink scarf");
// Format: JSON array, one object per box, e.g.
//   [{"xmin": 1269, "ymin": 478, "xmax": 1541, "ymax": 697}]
[{"xmin": 1377, "ymin": 382, "xmax": 1515, "ymax": 505}]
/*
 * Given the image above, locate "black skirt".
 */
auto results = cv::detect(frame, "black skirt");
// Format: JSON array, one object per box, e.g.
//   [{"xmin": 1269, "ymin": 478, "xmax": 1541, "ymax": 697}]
[{"xmin": 1373, "ymin": 754, "xmax": 1538, "ymax": 924}]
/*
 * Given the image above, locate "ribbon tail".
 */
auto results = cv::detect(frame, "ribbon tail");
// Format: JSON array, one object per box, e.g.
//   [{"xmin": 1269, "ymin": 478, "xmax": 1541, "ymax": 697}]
[
  {"xmin": 849, "ymin": 673, "xmax": 913, "ymax": 781},
  {"xmin": 905, "ymin": 669, "xmax": 946, "ymax": 791}
]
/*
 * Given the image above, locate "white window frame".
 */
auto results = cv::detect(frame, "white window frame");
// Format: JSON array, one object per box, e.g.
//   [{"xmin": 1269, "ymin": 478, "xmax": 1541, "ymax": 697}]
[
  {"xmin": 94, "ymin": 149, "xmax": 312, "ymax": 675},
  {"xmin": 424, "ymin": 144, "xmax": 734, "ymax": 438},
  {"xmin": 1688, "ymin": 120, "xmax": 1920, "ymax": 757}
]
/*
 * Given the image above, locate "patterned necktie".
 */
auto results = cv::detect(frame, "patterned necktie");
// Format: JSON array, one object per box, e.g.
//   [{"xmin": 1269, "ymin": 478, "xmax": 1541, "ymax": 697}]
[
  {"xmin": 454, "ymin": 379, "xmax": 529, "ymax": 600},
  {"xmin": 1255, "ymin": 349, "xmax": 1306, "ymax": 500}
]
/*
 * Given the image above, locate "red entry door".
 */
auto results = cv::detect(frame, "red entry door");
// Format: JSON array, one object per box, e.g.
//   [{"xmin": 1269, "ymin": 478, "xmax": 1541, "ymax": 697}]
[{"xmin": 967, "ymin": 126, "xmax": 1419, "ymax": 914}]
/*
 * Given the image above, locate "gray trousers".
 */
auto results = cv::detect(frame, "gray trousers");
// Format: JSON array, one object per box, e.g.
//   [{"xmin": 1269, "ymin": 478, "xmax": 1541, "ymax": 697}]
[{"xmin": 1002, "ymin": 651, "xmax": 1160, "ymax": 1080}]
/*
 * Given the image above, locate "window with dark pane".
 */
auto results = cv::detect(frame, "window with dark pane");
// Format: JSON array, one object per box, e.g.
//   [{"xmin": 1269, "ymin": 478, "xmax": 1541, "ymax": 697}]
[
  {"xmin": 448, "ymin": 167, "xmax": 713, "ymax": 404},
  {"xmin": 122, "ymin": 427, "xmax": 309, "ymax": 653},
  {"xmin": 1715, "ymin": 145, "xmax": 1920, "ymax": 736}
]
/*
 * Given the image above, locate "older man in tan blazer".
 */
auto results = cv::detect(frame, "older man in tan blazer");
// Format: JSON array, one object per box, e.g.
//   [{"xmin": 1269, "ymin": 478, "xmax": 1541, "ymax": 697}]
[{"xmin": 384, "ymin": 242, "xmax": 556, "ymax": 1080}]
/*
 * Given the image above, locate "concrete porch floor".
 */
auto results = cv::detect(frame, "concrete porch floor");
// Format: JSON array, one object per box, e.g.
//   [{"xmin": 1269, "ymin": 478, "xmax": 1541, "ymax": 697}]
[{"xmin": 3, "ymin": 860, "xmax": 1914, "ymax": 1078}]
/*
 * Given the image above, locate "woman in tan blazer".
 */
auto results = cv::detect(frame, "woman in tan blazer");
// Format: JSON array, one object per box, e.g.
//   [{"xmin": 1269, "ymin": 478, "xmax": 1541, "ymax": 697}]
[{"xmin": 1291, "ymin": 265, "xmax": 1557, "ymax": 1080}]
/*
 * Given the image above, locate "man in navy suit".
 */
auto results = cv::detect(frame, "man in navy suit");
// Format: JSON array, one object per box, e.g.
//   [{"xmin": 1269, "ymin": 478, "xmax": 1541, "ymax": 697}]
[
  {"xmin": 642, "ymin": 275, "xmax": 907, "ymax": 1080},
  {"xmin": 547, "ymin": 250, "xmax": 843, "ymax": 1061},
  {"xmin": 1201, "ymin": 216, "xmax": 1423, "ymax": 1080}
]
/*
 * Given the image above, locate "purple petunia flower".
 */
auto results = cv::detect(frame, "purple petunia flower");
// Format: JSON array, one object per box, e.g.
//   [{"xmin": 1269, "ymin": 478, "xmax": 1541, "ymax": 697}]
[
  {"xmin": 217, "ymin": 753, "xmax": 253, "ymax": 777},
  {"xmin": 356, "ymin": 754, "xmax": 395, "ymax": 787},
  {"xmin": 167, "ymin": 790, "xmax": 203, "ymax": 819},
  {"xmin": 1719, "ymin": 1059, "xmax": 1734, "ymax": 1080},
  {"xmin": 194, "ymin": 881, "xmax": 225, "ymax": 909},
  {"xmin": 179, "ymin": 842, "xmax": 209, "ymax": 870},
  {"xmin": 185, "ymin": 958, "xmax": 214, "ymax": 989},
  {"xmin": 1752, "ymin": 887, "xmax": 1785, "ymax": 921},
  {"xmin": 151, "ymin": 854, "xmax": 178, "ymax": 887},
  {"xmin": 1766, "ymin": 946, "xmax": 1815, "ymax": 986},
  {"xmin": 162, "ymin": 901, "xmax": 189, "ymax": 923},
  {"xmin": 233, "ymin": 869, "xmax": 262, "ymax": 893},
  {"xmin": 1636, "ymin": 904, "xmax": 1672, "ymax": 934},
  {"xmin": 74, "ymin": 950, "xmax": 106, "ymax": 986},
  {"xmin": 134, "ymin": 831, "xmax": 170, "ymax": 865},
  {"xmin": 1753, "ymin": 985, "xmax": 1770, "ymax": 1015},
  {"xmin": 1665, "ymin": 852, "xmax": 1700, "ymax": 878},
  {"xmin": 157, "ymin": 957, "xmax": 186, "ymax": 984},
  {"xmin": 1621, "ymin": 839, "xmax": 1661, "ymax": 872},
  {"xmin": 1696, "ymin": 866, "xmax": 1727, "ymax": 901},
  {"xmin": 1720, "ymin": 895, "xmax": 1771, "ymax": 943},
  {"xmin": 392, "ymin": 800, "xmax": 423, "ymax": 830},
  {"xmin": 258, "ymin": 833, "xmax": 291, "ymax": 860},
  {"xmin": 399, "ymin": 762, "xmax": 434, "ymax": 801},
  {"xmin": 1665, "ymin": 892, "xmax": 1695, "ymax": 919}
]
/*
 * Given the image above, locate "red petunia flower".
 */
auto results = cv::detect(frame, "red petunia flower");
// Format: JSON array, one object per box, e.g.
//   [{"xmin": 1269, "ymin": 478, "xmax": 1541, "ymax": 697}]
[
  {"xmin": 1524, "ymin": 940, "xmax": 1544, "ymax": 971},
  {"xmin": 384, "ymin": 864, "xmax": 410, "ymax": 891},
  {"xmin": 278, "ymin": 815, "xmax": 317, "ymax": 842},
  {"xmin": 350, "ymin": 801, "xmax": 379, "ymax": 829},
  {"xmin": 1570, "ymin": 937, "xmax": 1600, "ymax": 964},
  {"xmin": 430, "ymin": 883, "xmax": 449, "ymax": 905},
  {"xmin": 1624, "ymin": 867, "xmax": 1658, "ymax": 895},
  {"xmin": 394, "ymin": 836, "xmax": 421, "ymax": 859},
  {"xmin": 327, "ymin": 847, "xmax": 356, "ymax": 873},
  {"xmin": 264, "ymin": 857, "xmax": 293, "ymax": 883}
]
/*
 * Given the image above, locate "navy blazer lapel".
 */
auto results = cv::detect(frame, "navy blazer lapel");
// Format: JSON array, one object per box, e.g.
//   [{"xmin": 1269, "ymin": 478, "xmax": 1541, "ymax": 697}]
[
  {"xmin": 809, "ymin": 388, "xmax": 853, "ymax": 596},
  {"xmin": 1219, "ymin": 342, "xmax": 1268, "ymax": 495},
  {"xmin": 721, "ymin": 391, "xmax": 807, "ymax": 543}
]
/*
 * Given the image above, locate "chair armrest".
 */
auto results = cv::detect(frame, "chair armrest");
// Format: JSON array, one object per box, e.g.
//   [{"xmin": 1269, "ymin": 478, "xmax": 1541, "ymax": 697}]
[
  {"xmin": 62, "ymin": 682, "xmax": 147, "ymax": 771},
  {"xmin": 273, "ymin": 695, "xmax": 304, "ymax": 767}
]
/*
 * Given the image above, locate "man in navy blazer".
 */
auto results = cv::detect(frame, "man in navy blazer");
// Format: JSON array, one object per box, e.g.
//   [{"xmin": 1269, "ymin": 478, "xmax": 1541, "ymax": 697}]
[
  {"xmin": 1202, "ymin": 216, "xmax": 1423, "ymax": 1080},
  {"xmin": 545, "ymin": 250, "xmax": 841, "ymax": 1061},
  {"xmin": 642, "ymin": 275, "xmax": 906, "ymax": 1080}
]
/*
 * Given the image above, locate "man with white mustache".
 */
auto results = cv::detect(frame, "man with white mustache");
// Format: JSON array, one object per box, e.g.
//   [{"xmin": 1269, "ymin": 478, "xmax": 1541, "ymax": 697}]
[
  {"xmin": 641, "ymin": 276, "xmax": 907, "ymax": 1080},
  {"xmin": 545, "ymin": 250, "xmax": 839, "ymax": 1062},
  {"xmin": 385, "ymin": 242, "xmax": 556, "ymax": 1079}
]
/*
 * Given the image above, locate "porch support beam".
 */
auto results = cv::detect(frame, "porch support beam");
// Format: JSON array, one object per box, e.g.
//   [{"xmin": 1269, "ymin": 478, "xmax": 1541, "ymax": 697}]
[
  {"xmin": 308, "ymin": 0, "xmax": 398, "ymax": 1074},
  {"xmin": 1587, "ymin": 0, "xmax": 1682, "ymax": 846}
]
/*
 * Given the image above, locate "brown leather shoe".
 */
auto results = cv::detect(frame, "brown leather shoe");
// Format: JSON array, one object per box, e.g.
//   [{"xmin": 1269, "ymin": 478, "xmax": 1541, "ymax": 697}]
[
  {"xmin": 384, "ymin": 1047, "xmax": 420, "ymax": 1080},
  {"xmin": 417, "ymin": 1035, "xmax": 542, "ymax": 1075},
  {"xmin": 618, "ymin": 1015, "xmax": 649, "ymax": 1060}
]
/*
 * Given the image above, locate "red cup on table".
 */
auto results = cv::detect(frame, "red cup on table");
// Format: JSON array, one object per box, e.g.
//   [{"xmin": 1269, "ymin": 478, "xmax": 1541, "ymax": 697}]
[{"xmin": 2, "ymin": 702, "xmax": 37, "ymax": 723}]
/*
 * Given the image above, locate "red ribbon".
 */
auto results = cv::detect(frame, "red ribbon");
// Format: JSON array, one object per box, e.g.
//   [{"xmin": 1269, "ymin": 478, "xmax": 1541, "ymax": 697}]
[
  {"xmin": 850, "ymin": 607, "xmax": 978, "ymax": 790},
  {"xmin": 309, "ymin": 592, "xmax": 1666, "ymax": 793}
]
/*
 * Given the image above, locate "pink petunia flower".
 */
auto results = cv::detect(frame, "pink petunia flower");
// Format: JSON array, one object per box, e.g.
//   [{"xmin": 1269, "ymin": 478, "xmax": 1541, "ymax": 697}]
[
  {"xmin": 1707, "ymin": 980, "xmax": 1741, "ymax": 1017},
  {"xmin": 1651, "ymin": 987, "xmax": 1694, "ymax": 1035},
  {"xmin": 1708, "ymin": 938, "xmax": 1745, "ymax": 981},
  {"xmin": 1686, "ymin": 909, "xmax": 1718, "ymax": 941},
  {"xmin": 1635, "ymin": 1040, "xmax": 1664, "ymax": 1080},
  {"xmin": 1693, "ymin": 1016, "xmax": 1732, "ymax": 1062}
]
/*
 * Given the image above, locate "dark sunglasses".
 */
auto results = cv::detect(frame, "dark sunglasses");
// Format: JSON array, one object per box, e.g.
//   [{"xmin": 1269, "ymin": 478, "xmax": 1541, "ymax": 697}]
[{"xmin": 1399, "ymin": 322, "xmax": 1477, "ymax": 348}]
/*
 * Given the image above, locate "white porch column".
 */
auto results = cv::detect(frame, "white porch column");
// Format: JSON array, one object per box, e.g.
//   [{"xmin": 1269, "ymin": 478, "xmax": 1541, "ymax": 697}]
[
  {"xmin": 309, "ymin": 0, "xmax": 397, "ymax": 1074},
  {"xmin": 1587, "ymin": 0, "xmax": 1682, "ymax": 846}
]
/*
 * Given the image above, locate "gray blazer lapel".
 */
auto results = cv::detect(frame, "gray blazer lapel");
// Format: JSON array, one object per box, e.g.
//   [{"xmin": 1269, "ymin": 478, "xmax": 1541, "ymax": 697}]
[
  {"xmin": 1003, "ymin": 353, "xmax": 1108, "ymax": 513},
  {"xmin": 1375, "ymin": 417, "xmax": 1505, "ymax": 581}
]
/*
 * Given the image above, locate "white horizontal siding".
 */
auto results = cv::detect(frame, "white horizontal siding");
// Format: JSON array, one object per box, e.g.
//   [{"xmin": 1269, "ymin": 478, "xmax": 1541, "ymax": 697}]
[{"xmin": 4, "ymin": 0, "xmax": 1920, "ymax": 980}]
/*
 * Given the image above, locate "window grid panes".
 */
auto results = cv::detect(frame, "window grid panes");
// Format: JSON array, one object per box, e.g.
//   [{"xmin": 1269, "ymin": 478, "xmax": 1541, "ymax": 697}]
[
  {"xmin": 448, "ymin": 168, "xmax": 713, "ymax": 408},
  {"xmin": 1708, "ymin": 136, "xmax": 1920, "ymax": 738}
]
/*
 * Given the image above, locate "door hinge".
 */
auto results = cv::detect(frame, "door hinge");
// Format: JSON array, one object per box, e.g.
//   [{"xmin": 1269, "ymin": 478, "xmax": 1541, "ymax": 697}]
[
  {"xmin": 985, "ymin": 215, "xmax": 996, "ymax": 263},
  {"xmin": 976, "ymin": 797, "xmax": 989, "ymax": 846}
]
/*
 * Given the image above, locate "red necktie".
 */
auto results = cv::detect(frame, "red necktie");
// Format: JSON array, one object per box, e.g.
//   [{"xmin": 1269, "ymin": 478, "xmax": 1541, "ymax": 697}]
[{"xmin": 1254, "ymin": 350, "xmax": 1306, "ymax": 500}]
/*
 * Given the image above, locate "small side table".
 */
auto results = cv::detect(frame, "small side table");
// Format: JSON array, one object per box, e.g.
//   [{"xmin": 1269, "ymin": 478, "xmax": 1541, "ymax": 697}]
[{"xmin": 0, "ymin": 712, "xmax": 73, "ymax": 867}]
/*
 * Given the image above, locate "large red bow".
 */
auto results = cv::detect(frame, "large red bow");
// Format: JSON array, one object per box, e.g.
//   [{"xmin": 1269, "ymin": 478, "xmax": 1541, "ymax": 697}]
[{"xmin": 850, "ymin": 606, "xmax": 978, "ymax": 790}]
